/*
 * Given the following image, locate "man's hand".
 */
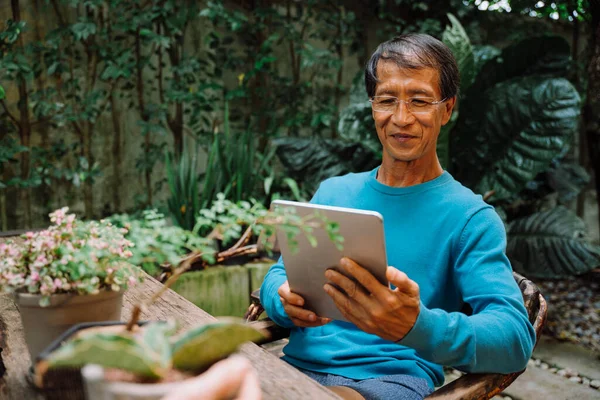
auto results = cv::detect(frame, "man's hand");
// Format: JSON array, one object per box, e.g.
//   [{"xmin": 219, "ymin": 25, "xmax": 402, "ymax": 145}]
[
  {"xmin": 323, "ymin": 257, "xmax": 420, "ymax": 342},
  {"xmin": 277, "ymin": 280, "xmax": 332, "ymax": 328},
  {"xmin": 161, "ymin": 356, "xmax": 261, "ymax": 400}
]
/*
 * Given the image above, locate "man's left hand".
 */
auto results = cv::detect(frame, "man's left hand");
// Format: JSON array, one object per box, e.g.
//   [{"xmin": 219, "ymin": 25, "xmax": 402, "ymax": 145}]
[{"xmin": 323, "ymin": 257, "xmax": 420, "ymax": 342}]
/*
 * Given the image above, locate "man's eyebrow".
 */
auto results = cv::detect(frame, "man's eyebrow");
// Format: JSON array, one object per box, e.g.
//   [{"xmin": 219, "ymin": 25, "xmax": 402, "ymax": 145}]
[
  {"xmin": 407, "ymin": 88, "xmax": 434, "ymax": 96},
  {"xmin": 375, "ymin": 87, "xmax": 435, "ymax": 96},
  {"xmin": 374, "ymin": 88, "xmax": 396, "ymax": 96}
]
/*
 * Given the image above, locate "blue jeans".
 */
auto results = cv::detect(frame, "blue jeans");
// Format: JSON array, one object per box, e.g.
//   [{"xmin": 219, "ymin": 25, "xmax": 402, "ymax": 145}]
[{"xmin": 297, "ymin": 368, "xmax": 433, "ymax": 400}]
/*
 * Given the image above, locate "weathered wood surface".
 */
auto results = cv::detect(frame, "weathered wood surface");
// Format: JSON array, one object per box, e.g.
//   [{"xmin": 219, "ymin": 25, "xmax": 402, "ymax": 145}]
[
  {"xmin": 0, "ymin": 269, "xmax": 339, "ymax": 399},
  {"xmin": 122, "ymin": 275, "xmax": 339, "ymax": 400}
]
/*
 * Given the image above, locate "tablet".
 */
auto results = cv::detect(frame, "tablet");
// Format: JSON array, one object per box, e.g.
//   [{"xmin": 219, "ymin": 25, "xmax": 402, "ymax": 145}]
[{"xmin": 271, "ymin": 199, "xmax": 388, "ymax": 322}]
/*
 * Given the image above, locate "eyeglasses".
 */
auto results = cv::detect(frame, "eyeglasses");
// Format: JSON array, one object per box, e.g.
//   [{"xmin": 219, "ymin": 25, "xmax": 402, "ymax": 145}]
[{"xmin": 369, "ymin": 96, "xmax": 447, "ymax": 114}]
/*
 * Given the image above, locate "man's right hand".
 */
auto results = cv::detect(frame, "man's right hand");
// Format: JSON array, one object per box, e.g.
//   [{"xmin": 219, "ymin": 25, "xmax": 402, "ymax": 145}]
[{"xmin": 277, "ymin": 280, "xmax": 332, "ymax": 327}]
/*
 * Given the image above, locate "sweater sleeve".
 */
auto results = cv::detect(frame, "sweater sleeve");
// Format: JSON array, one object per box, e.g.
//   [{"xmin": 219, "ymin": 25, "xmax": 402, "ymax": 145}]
[
  {"xmin": 399, "ymin": 207, "xmax": 536, "ymax": 373},
  {"xmin": 260, "ymin": 187, "xmax": 324, "ymax": 328}
]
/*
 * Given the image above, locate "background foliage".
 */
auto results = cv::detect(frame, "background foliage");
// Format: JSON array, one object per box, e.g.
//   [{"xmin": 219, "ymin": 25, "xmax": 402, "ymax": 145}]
[{"xmin": 1, "ymin": 0, "xmax": 599, "ymax": 278}]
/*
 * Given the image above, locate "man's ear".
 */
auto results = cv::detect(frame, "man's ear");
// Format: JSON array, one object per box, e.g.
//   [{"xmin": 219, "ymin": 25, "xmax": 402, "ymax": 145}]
[{"xmin": 441, "ymin": 96, "xmax": 456, "ymax": 126}]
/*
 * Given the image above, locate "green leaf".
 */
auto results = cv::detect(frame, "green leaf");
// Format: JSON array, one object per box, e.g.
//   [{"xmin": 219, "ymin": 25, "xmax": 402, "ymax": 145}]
[
  {"xmin": 436, "ymin": 112, "xmax": 458, "ymax": 170},
  {"xmin": 337, "ymin": 102, "xmax": 380, "ymax": 156},
  {"xmin": 472, "ymin": 45, "xmax": 501, "ymax": 77},
  {"xmin": 507, "ymin": 206, "xmax": 600, "ymax": 278},
  {"xmin": 140, "ymin": 320, "xmax": 177, "ymax": 369},
  {"xmin": 264, "ymin": 175, "xmax": 274, "ymax": 195},
  {"xmin": 47, "ymin": 61, "xmax": 60, "ymax": 76},
  {"xmin": 451, "ymin": 76, "xmax": 581, "ymax": 201},
  {"xmin": 306, "ymin": 234, "xmax": 318, "ymax": 248},
  {"xmin": 47, "ymin": 329, "xmax": 170, "ymax": 379},
  {"xmin": 547, "ymin": 162, "xmax": 591, "ymax": 203},
  {"xmin": 274, "ymin": 137, "xmax": 379, "ymax": 194},
  {"xmin": 283, "ymin": 178, "xmax": 302, "ymax": 202},
  {"xmin": 70, "ymin": 22, "xmax": 97, "ymax": 41},
  {"xmin": 467, "ymin": 36, "xmax": 571, "ymax": 98},
  {"xmin": 171, "ymin": 321, "xmax": 266, "ymax": 372},
  {"xmin": 0, "ymin": 85, "xmax": 5, "ymax": 100},
  {"xmin": 442, "ymin": 13, "xmax": 475, "ymax": 93}
]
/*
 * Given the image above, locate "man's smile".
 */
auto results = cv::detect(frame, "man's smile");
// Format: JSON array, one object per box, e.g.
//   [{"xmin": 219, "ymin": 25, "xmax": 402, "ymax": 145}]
[{"xmin": 389, "ymin": 133, "xmax": 419, "ymax": 143}]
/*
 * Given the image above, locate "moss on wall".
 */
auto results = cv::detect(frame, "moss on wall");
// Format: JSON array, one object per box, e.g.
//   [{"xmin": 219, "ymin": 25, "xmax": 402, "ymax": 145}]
[{"xmin": 170, "ymin": 261, "xmax": 273, "ymax": 317}]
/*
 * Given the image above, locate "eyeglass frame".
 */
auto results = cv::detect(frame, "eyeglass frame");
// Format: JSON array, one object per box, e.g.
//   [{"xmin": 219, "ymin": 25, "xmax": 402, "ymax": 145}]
[{"xmin": 368, "ymin": 95, "xmax": 448, "ymax": 114}]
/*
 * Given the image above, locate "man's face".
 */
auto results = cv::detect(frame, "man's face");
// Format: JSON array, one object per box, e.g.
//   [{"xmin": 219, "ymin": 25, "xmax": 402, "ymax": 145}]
[{"xmin": 372, "ymin": 61, "xmax": 455, "ymax": 165}]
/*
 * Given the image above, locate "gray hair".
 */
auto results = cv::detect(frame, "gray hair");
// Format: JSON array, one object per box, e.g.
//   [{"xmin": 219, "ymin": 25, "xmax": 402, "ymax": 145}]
[{"xmin": 365, "ymin": 33, "xmax": 460, "ymax": 100}]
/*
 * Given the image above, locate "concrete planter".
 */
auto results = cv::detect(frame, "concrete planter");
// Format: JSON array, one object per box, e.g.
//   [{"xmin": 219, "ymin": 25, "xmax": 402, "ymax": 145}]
[
  {"xmin": 15, "ymin": 290, "xmax": 124, "ymax": 359},
  {"xmin": 171, "ymin": 262, "xmax": 272, "ymax": 317}
]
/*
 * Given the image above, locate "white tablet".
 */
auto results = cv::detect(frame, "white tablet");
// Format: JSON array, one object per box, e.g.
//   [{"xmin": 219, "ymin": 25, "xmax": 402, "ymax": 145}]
[{"xmin": 271, "ymin": 200, "xmax": 389, "ymax": 323}]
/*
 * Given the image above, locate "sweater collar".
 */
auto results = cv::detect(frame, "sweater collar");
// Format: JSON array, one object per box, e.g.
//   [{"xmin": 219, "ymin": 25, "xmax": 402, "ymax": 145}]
[{"xmin": 367, "ymin": 166, "xmax": 453, "ymax": 195}]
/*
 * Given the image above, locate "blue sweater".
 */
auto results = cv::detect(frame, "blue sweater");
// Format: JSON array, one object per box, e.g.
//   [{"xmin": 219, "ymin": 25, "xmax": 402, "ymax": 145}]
[{"xmin": 260, "ymin": 168, "xmax": 536, "ymax": 389}]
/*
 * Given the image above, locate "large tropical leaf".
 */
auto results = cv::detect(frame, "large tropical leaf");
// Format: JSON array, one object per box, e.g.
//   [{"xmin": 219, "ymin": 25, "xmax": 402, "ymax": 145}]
[
  {"xmin": 274, "ymin": 137, "xmax": 379, "ymax": 193},
  {"xmin": 472, "ymin": 45, "xmax": 501, "ymax": 78},
  {"xmin": 451, "ymin": 76, "xmax": 580, "ymax": 201},
  {"xmin": 546, "ymin": 162, "xmax": 591, "ymax": 203},
  {"xmin": 437, "ymin": 112, "xmax": 458, "ymax": 170},
  {"xmin": 442, "ymin": 13, "xmax": 476, "ymax": 93},
  {"xmin": 467, "ymin": 35, "xmax": 571, "ymax": 98},
  {"xmin": 337, "ymin": 102, "xmax": 380, "ymax": 155},
  {"xmin": 338, "ymin": 74, "xmax": 380, "ymax": 156},
  {"xmin": 507, "ymin": 206, "xmax": 600, "ymax": 278}
]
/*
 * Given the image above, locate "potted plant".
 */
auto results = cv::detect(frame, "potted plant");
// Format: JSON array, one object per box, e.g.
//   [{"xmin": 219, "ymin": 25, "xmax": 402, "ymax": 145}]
[
  {"xmin": 30, "ymin": 201, "xmax": 342, "ymax": 400},
  {"xmin": 0, "ymin": 207, "xmax": 142, "ymax": 358},
  {"xmin": 34, "ymin": 318, "xmax": 267, "ymax": 400}
]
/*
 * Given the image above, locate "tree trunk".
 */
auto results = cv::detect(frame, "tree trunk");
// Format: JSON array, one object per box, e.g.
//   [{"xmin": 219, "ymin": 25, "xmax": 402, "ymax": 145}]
[
  {"xmin": 584, "ymin": 0, "xmax": 600, "ymax": 241},
  {"xmin": 332, "ymin": 5, "xmax": 345, "ymax": 140},
  {"xmin": 12, "ymin": 0, "xmax": 32, "ymax": 228},
  {"xmin": 166, "ymin": 40, "xmax": 184, "ymax": 156},
  {"xmin": 110, "ymin": 91, "xmax": 122, "ymax": 212},
  {"xmin": 135, "ymin": 28, "xmax": 153, "ymax": 206},
  {"xmin": 83, "ymin": 121, "xmax": 94, "ymax": 219},
  {"xmin": 33, "ymin": 0, "xmax": 53, "ymax": 214}
]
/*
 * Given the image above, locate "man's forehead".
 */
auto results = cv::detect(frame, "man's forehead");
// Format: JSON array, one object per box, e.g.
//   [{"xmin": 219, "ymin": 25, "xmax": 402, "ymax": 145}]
[
  {"xmin": 375, "ymin": 61, "xmax": 441, "ymax": 93},
  {"xmin": 376, "ymin": 60, "xmax": 438, "ymax": 79}
]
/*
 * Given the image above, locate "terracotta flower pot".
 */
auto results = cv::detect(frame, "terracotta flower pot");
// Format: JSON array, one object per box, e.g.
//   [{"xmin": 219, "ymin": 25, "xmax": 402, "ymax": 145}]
[{"xmin": 16, "ymin": 290, "xmax": 124, "ymax": 359}]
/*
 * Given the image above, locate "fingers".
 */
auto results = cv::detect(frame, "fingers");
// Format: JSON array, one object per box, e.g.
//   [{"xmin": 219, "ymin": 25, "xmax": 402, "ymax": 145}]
[
  {"xmin": 277, "ymin": 280, "xmax": 305, "ymax": 307},
  {"xmin": 281, "ymin": 298, "xmax": 331, "ymax": 327},
  {"xmin": 161, "ymin": 356, "xmax": 257, "ymax": 400},
  {"xmin": 278, "ymin": 281, "xmax": 331, "ymax": 327},
  {"xmin": 386, "ymin": 267, "xmax": 419, "ymax": 297},
  {"xmin": 339, "ymin": 258, "xmax": 387, "ymax": 294},
  {"xmin": 235, "ymin": 363, "xmax": 262, "ymax": 400},
  {"xmin": 323, "ymin": 283, "xmax": 363, "ymax": 326},
  {"xmin": 324, "ymin": 268, "xmax": 370, "ymax": 304}
]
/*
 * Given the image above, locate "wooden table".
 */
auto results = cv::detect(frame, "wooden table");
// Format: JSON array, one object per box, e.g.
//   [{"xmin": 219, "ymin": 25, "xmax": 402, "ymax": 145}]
[{"xmin": 0, "ymin": 274, "xmax": 339, "ymax": 399}]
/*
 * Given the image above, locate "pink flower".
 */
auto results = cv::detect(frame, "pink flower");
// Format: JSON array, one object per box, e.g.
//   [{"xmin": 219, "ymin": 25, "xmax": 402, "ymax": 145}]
[
  {"xmin": 31, "ymin": 271, "xmax": 40, "ymax": 282},
  {"xmin": 35, "ymin": 255, "xmax": 48, "ymax": 264},
  {"xmin": 25, "ymin": 232, "xmax": 35, "ymax": 239},
  {"xmin": 53, "ymin": 278, "xmax": 62, "ymax": 289},
  {"xmin": 128, "ymin": 276, "xmax": 137, "ymax": 287},
  {"xmin": 107, "ymin": 268, "xmax": 114, "ymax": 274}
]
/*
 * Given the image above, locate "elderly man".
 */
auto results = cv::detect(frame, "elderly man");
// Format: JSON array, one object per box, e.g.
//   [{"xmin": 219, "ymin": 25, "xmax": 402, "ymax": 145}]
[{"xmin": 260, "ymin": 33, "xmax": 536, "ymax": 400}]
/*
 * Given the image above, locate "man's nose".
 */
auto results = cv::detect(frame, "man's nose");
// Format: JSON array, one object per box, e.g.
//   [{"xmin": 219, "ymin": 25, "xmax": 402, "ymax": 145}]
[{"xmin": 390, "ymin": 101, "xmax": 415, "ymax": 126}]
